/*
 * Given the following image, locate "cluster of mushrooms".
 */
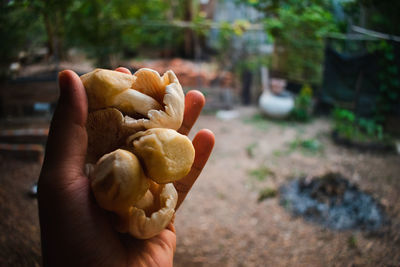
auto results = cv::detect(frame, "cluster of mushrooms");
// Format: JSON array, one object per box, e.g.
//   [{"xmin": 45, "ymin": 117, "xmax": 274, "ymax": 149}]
[{"xmin": 81, "ymin": 68, "xmax": 195, "ymax": 239}]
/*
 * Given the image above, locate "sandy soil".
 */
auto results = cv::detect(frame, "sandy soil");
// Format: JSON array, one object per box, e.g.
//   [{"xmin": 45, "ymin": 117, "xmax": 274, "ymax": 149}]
[
  {"xmin": 1, "ymin": 107, "xmax": 399, "ymax": 266},
  {"xmin": 174, "ymin": 107, "xmax": 400, "ymax": 267}
]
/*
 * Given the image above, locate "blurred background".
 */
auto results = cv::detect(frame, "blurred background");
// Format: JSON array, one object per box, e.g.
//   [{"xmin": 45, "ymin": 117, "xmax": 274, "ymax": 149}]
[{"xmin": 1, "ymin": 0, "xmax": 400, "ymax": 266}]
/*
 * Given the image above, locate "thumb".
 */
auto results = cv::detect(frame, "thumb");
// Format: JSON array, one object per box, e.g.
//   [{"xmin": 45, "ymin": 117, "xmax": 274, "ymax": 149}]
[{"xmin": 41, "ymin": 70, "xmax": 88, "ymax": 180}]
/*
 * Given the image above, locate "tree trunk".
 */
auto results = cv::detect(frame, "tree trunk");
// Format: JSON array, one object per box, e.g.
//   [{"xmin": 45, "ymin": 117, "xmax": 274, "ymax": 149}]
[
  {"xmin": 43, "ymin": 12, "xmax": 54, "ymax": 58},
  {"xmin": 183, "ymin": 0, "xmax": 194, "ymax": 58}
]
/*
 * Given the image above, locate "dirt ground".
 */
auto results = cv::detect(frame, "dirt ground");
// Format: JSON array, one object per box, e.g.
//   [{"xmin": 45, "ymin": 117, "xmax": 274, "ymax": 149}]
[{"xmin": 1, "ymin": 107, "xmax": 400, "ymax": 266}]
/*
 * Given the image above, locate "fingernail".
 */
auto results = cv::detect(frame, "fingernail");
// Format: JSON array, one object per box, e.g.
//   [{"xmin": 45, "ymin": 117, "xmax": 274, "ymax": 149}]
[{"xmin": 58, "ymin": 70, "xmax": 72, "ymax": 103}]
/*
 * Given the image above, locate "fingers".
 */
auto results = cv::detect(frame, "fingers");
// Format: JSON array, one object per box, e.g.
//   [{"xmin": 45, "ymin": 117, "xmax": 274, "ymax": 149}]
[
  {"xmin": 166, "ymin": 222, "xmax": 176, "ymax": 233},
  {"xmin": 178, "ymin": 90, "xmax": 205, "ymax": 136},
  {"xmin": 174, "ymin": 129, "xmax": 215, "ymax": 210},
  {"xmin": 157, "ymin": 227, "xmax": 177, "ymax": 254},
  {"xmin": 41, "ymin": 70, "xmax": 88, "ymax": 181},
  {"xmin": 115, "ymin": 67, "xmax": 131, "ymax": 75}
]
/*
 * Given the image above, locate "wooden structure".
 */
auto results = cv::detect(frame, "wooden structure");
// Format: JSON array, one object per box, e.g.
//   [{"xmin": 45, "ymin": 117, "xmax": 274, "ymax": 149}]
[
  {"xmin": 0, "ymin": 73, "xmax": 57, "ymax": 162},
  {"xmin": 0, "ymin": 75, "xmax": 58, "ymax": 122}
]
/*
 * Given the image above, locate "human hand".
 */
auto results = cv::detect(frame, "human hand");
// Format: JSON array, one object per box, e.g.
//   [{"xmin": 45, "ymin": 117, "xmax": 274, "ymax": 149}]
[{"xmin": 38, "ymin": 68, "xmax": 214, "ymax": 267}]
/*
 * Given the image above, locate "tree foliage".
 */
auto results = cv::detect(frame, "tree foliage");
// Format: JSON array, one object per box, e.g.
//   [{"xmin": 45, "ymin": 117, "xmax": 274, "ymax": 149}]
[
  {"xmin": 266, "ymin": 2, "xmax": 337, "ymax": 84},
  {"xmin": 66, "ymin": 0, "xmax": 175, "ymax": 66},
  {"xmin": 0, "ymin": 1, "xmax": 45, "ymax": 65},
  {"xmin": 0, "ymin": 0, "xmax": 190, "ymax": 68},
  {"xmin": 238, "ymin": 0, "xmax": 337, "ymax": 85},
  {"xmin": 342, "ymin": 0, "xmax": 400, "ymax": 36}
]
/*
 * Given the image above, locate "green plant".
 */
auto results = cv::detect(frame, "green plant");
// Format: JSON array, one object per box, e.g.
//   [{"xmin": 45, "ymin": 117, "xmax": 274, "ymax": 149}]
[
  {"xmin": 370, "ymin": 41, "xmax": 400, "ymax": 125},
  {"xmin": 290, "ymin": 84, "xmax": 313, "ymax": 122},
  {"xmin": 272, "ymin": 149, "xmax": 285, "ymax": 157},
  {"xmin": 248, "ymin": 166, "xmax": 275, "ymax": 181},
  {"xmin": 243, "ymin": 114, "xmax": 269, "ymax": 131},
  {"xmin": 263, "ymin": 1, "xmax": 338, "ymax": 85},
  {"xmin": 246, "ymin": 142, "xmax": 258, "ymax": 158},
  {"xmin": 1, "ymin": 0, "xmax": 188, "ymax": 68},
  {"xmin": 0, "ymin": 1, "xmax": 46, "ymax": 77},
  {"xmin": 333, "ymin": 108, "xmax": 385, "ymax": 142},
  {"xmin": 347, "ymin": 235, "xmax": 358, "ymax": 249},
  {"xmin": 358, "ymin": 118, "xmax": 383, "ymax": 140},
  {"xmin": 67, "ymin": 0, "xmax": 176, "ymax": 67},
  {"xmin": 214, "ymin": 19, "xmax": 254, "ymax": 75},
  {"xmin": 289, "ymin": 137, "xmax": 323, "ymax": 155},
  {"xmin": 258, "ymin": 187, "xmax": 278, "ymax": 202},
  {"xmin": 342, "ymin": 0, "xmax": 400, "ymax": 36},
  {"xmin": 332, "ymin": 108, "xmax": 356, "ymax": 139}
]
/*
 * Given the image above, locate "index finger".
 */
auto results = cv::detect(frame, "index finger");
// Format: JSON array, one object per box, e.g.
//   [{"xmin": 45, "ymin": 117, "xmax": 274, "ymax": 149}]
[
  {"xmin": 178, "ymin": 90, "xmax": 205, "ymax": 136},
  {"xmin": 174, "ymin": 129, "xmax": 214, "ymax": 210},
  {"xmin": 115, "ymin": 67, "xmax": 132, "ymax": 75}
]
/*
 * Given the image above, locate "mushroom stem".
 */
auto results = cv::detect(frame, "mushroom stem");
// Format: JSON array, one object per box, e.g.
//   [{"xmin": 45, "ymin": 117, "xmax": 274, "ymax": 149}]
[
  {"xmin": 135, "ymin": 190, "xmax": 156, "ymax": 217},
  {"xmin": 112, "ymin": 89, "xmax": 162, "ymax": 117}
]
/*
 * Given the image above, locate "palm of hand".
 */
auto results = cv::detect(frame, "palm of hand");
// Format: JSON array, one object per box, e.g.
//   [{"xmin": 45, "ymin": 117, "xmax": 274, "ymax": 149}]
[{"xmin": 38, "ymin": 68, "xmax": 214, "ymax": 267}]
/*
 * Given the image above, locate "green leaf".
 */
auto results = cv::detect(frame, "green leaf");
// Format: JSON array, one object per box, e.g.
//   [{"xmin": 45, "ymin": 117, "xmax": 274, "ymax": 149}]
[{"xmin": 385, "ymin": 52, "xmax": 395, "ymax": 61}]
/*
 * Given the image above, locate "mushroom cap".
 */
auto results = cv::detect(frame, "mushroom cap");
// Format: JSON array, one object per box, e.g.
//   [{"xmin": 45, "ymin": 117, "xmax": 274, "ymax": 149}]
[
  {"xmin": 131, "ymin": 68, "xmax": 167, "ymax": 104},
  {"xmin": 81, "ymin": 68, "xmax": 185, "ymax": 131},
  {"xmin": 127, "ymin": 183, "xmax": 177, "ymax": 239},
  {"xmin": 90, "ymin": 149, "xmax": 150, "ymax": 214},
  {"xmin": 81, "ymin": 69, "xmax": 135, "ymax": 111},
  {"xmin": 81, "ymin": 69, "xmax": 161, "ymax": 117},
  {"xmin": 127, "ymin": 128, "xmax": 195, "ymax": 184},
  {"xmin": 86, "ymin": 108, "xmax": 150, "ymax": 163},
  {"xmin": 126, "ymin": 69, "xmax": 185, "ymax": 130},
  {"xmin": 86, "ymin": 108, "xmax": 122, "ymax": 163},
  {"xmin": 86, "ymin": 108, "xmax": 125, "ymax": 163}
]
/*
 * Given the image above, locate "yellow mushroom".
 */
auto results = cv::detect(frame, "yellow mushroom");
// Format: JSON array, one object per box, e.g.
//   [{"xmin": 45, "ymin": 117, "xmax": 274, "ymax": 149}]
[
  {"xmin": 128, "ymin": 68, "xmax": 185, "ymax": 130},
  {"xmin": 86, "ymin": 108, "xmax": 150, "ymax": 163},
  {"xmin": 81, "ymin": 68, "xmax": 185, "ymax": 131},
  {"xmin": 81, "ymin": 69, "xmax": 162, "ymax": 117},
  {"xmin": 127, "ymin": 128, "xmax": 195, "ymax": 184},
  {"xmin": 90, "ymin": 149, "xmax": 150, "ymax": 217},
  {"xmin": 126, "ymin": 182, "xmax": 178, "ymax": 239},
  {"xmin": 86, "ymin": 108, "xmax": 126, "ymax": 163},
  {"xmin": 82, "ymin": 67, "xmax": 191, "ymax": 239}
]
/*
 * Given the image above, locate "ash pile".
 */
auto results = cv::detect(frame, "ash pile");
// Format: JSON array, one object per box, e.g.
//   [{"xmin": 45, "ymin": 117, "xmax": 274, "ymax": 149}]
[{"xmin": 280, "ymin": 173, "xmax": 387, "ymax": 230}]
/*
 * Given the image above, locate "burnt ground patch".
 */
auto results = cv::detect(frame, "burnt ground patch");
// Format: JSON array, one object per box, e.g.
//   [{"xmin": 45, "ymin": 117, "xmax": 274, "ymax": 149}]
[{"xmin": 280, "ymin": 172, "xmax": 388, "ymax": 231}]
